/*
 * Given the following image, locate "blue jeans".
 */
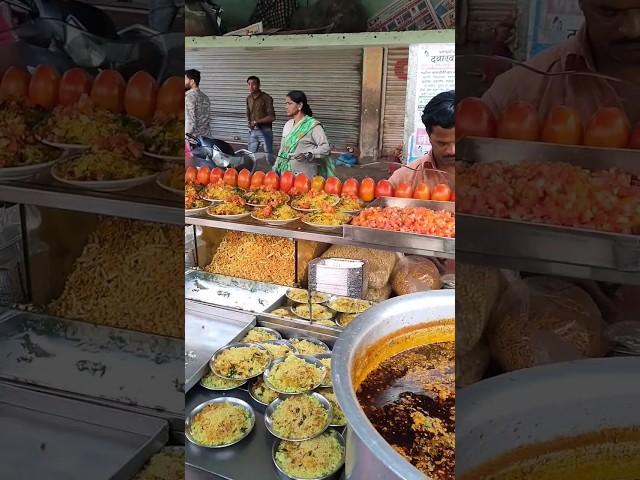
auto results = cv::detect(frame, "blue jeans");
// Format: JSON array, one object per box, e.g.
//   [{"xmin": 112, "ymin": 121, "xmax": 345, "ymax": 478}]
[{"xmin": 248, "ymin": 127, "xmax": 275, "ymax": 166}]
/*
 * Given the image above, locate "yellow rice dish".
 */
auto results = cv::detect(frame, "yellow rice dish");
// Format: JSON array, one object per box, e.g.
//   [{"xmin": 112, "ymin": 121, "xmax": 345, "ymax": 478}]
[
  {"xmin": 266, "ymin": 355, "xmax": 325, "ymax": 393},
  {"xmin": 287, "ymin": 288, "xmax": 330, "ymax": 304},
  {"xmin": 274, "ymin": 431, "xmax": 344, "ymax": 479},
  {"xmin": 337, "ymin": 313, "xmax": 358, "ymax": 327},
  {"xmin": 327, "ymin": 297, "xmax": 373, "ymax": 314},
  {"xmin": 318, "ymin": 388, "xmax": 347, "ymax": 426},
  {"xmin": 200, "ymin": 371, "xmax": 245, "ymax": 390},
  {"xmin": 293, "ymin": 304, "xmax": 335, "ymax": 321},
  {"xmin": 271, "ymin": 395, "xmax": 329, "ymax": 440},
  {"xmin": 319, "ymin": 358, "xmax": 332, "ymax": 385},
  {"xmin": 270, "ymin": 308, "xmax": 296, "ymax": 318},
  {"xmin": 290, "ymin": 338, "xmax": 330, "ymax": 356},
  {"xmin": 190, "ymin": 403, "xmax": 252, "ymax": 447},
  {"xmin": 261, "ymin": 341, "xmax": 297, "ymax": 359},
  {"xmin": 212, "ymin": 346, "xmax": 271, "ymax": 379},
  {"xmin": 250, "ymin": 377, "xmax": 279, "ymax": 405},
  {"xmin": 242, "ymin": 327, "xmax": 279, "ymax": 343}
]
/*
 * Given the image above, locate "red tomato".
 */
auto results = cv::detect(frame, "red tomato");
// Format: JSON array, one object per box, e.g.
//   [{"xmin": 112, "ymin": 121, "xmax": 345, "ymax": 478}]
[
  {"xmin": 185, "ymin": 166, "xmax": 197, "ymax": 183},
  {"xmin": 584, "ymin": 107, "xmax": 631, "ymax": 148},
  {"xmin": 154, "ymin": 76, "xmax": 183, "ymax": 118},
  {"xmin": 456, "ymin": 97, "xmax": 496, "ymax": 140},
  {"xmin": 450, "ymin": 192, "xmax": 456, "ymax": 202},
  {"xmin": 264, "ymin": 171, "xmax": 279, "ymax": 191},
  {"xmin": 324, "ymin": 177, "xmax": 342, "ymax": 195},
  {"xmin": 431, "ymin": 183, "xmax": 452, "ymax": 201},
  {"xmin": 224, "ymin": 168, "xmax": 238, "ymax": 186},
  {"xmin": 209, "ymin": 167, "xmax": 224, "ymax": 184},
  {"xmin": 311, "ymin": 176, "xmax": 325, "ymax": 192},
  {"xmin": 28, "ymin": 64, "xmax": 60, "ymax": 110},
  {"xmin": 541, "ymin": 105, "xmax": 583, "ymax": 145},
  {"xmin": 237, "ymin": 169, "xmax": 252, "ymax": 190},
  {"xmin": 413, "ymin": 183, "xmax": 430, "ymax": 200},
  {"xmin": 196, "ymin": 166, "xmax": 210, "ymax": 185},
  {"xmin": 58, "ymin": 68, "xmax": 92, "ymax": 106},
  {"xmin": 280, "ymin": 171, "xmax": 294, "ymax": 193},
  {"xmin": 294, "ymin": 174, "xmax": 310, "ymax": 194},
  {"xmin": 91, "ymin": 69, "xmax": 126, "ymax": 112},
  {"xmin": 395, "ymin": 182, "xmax": 413, "ymax": 198},
  {"xmin": 497, "ymin": 101, "xmax": 540, "ymax": 141},
  {"xmin": 375, "ymin": 179, "xmax": 394, "ymax": 198},
  {"xmin": 1, "ymin": 66, "xmax": 30, "ymax": 100},
  {"xmin": 341, "ymin": 178, "xmax": 359, "ymax": 197},
  {"xmin": 250, "ymin": 171, "xmax": 265, "ymax": 189},
  {"xmin": 359, "ymin": 177, "xmax": 375, "ymax": 202},
  {"xmin": 124, "ymin": 71, "xmax": 158, "ymax": 121},
  {"xmin": 628, "ymin": 122, "xmax": 640, "ymax": 149}
]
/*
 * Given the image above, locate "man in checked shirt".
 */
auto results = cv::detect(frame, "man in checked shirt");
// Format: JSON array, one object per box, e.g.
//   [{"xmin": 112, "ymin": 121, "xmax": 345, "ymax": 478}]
[{"xmin": 185, "ymin": 69, "xmax": 212, "ymax": 138}]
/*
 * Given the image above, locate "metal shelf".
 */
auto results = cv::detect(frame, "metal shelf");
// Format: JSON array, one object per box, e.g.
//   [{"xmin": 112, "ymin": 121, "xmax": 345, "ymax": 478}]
[
  {"xmin": 0, "ymin": 180, "xmax": 183, "ymax": 225},
  {"xmin": 185, "ymin": 214, "xmax": 455, "ymax": 258}
]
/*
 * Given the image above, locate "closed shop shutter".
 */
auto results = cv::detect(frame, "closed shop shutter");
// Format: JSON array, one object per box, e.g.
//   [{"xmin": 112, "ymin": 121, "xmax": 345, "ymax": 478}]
[
  {"xmin": 380, "ymin": 47, "xmax": 409, "ymax": 157},
  {"xmin": 185, "ymin": 48, "xmax": 363, "ymax": 151}
]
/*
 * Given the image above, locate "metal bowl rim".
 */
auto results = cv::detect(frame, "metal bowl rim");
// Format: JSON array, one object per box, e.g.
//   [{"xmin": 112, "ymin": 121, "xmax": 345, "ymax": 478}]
[
  {"xmin": 264, "ymin": 392, "xmax": 334, "ymax": 442},
  {"xmin": 263, "ymin": 354, "xmax": 327, "ymax": 394},
  {"xmin": 185, "ymin": 397, "xmax": 256, "ymax": 448},
  {"xmin": 209, "ymin": 342, "xmax": 273, "ymax": 381},
  {"xmin": 241, "ymin": 326, "xmax": 284, "ymax": 342}
]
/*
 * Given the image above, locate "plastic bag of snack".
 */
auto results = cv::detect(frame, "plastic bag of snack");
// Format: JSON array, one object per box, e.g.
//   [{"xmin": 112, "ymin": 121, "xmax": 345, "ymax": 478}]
[
  {"xmin": 321, "ymin": 245, "xmax": 396, "ymax": 289},
  {"xmin": 456, "ymin": 338, "xmax": 490, "ymax": 389},
  {"xmin": 365, "ymin": 284, "xmax": 392, "ymax": 302},
  {"xmin": 456, "ymin": 263, "xmax": 502, "ymax": 354},
  {"xmin": 488, "ymin": 276, "xmax": 608, "ymax": 372},
  {"xmin": 391, "ymin": 256, "xmax": 441, "ymax": 295}
]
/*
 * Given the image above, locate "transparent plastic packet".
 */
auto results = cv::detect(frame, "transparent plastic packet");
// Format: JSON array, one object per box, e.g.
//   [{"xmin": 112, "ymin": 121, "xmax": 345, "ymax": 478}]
[
  {"xmin": 390, "ymin": 255, "xmax": 441, "ymax": 295},
  {"xmin": 488, "ymin": 275, "xmax": 609, "ymax": 372}
]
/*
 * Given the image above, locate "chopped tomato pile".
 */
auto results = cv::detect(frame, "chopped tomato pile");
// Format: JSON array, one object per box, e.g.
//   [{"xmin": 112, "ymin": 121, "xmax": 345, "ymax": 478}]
[
  {"xmin": 457, "ymin": 161, "xmax": 640, "ymax": 234},
  {"xmin": 352, "ymin": 207, "xmax": 455, "ymax": 237}
]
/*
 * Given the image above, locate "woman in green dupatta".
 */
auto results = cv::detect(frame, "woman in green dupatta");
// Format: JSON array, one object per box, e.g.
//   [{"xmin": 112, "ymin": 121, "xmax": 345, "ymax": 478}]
[{"xmin": 275, "ymin": 90, "xmax": 335, "ymax": 178}]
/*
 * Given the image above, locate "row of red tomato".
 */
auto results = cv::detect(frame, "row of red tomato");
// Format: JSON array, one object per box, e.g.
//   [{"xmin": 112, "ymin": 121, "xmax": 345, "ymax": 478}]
[
  {"xmin": 184, "ymin": 166, "xmax": 454, "ymax": 201},
  {"xmin": 456, "ymin": 98, "xmax": 640, "ymax": 149},
  {"xmin": 0, "ymin": 64, "xmax": 183, "ymax": 121}
]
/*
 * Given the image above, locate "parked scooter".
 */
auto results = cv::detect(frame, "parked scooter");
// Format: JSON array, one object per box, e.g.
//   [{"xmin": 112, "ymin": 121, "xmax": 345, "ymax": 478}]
[{"xmin": 185, "ymin": 133, "xmax": 256, "ymax": 173}]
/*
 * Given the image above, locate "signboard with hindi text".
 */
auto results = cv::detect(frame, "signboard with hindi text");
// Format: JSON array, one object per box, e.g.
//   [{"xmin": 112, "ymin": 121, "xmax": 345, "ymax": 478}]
[{"xmin": 403, "ymin": 42, "xmax": 455, "ymax": 162}]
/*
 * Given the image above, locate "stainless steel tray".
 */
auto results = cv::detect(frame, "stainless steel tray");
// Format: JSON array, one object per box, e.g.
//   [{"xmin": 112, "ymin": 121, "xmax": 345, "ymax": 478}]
[
  {"xmin": 342, "ymin": 197, "xmax": 455, "ymax": 257},
  {"xmin": 0, "ymin": 381, "xmax": 168, "ymax": 479},
  {"xmin": 185, "ymin": 300, "xmax": 256, "ymax": 392},
  {"xmin": 185, "ymin": 270, "xmax": 289, "ymax": 313},
  {"xmin": 0, "ymin": 311, "xmax": 183, "ymax": 428}
]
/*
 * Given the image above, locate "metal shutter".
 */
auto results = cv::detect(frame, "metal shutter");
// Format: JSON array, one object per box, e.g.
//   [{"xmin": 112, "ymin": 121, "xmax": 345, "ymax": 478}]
[
  {"xmin": 185, "ymin": 48, "xmax": 363, "ymax": 151},
  {"xmin": 380, "ymin": 47, "xmax": 409, "ymax": 157}
]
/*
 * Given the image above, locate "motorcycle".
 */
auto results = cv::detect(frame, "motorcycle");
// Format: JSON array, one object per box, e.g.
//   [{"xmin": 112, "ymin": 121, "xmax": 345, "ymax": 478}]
[{"xmin": 185, "ymin": 133, "xmax": 257, "ymax": 173}]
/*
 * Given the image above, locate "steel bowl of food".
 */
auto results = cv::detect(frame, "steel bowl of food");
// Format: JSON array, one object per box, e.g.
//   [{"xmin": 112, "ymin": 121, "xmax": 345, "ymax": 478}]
[{"xmin": 332, "ymin": 290, "xmax": 455, "ymax": 480}]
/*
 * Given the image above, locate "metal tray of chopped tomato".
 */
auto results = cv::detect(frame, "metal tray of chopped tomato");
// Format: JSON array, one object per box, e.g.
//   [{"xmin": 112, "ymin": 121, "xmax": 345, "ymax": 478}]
[{"xmin": 343, "ymin": 197, "xmax": 455, "ymax": 258}]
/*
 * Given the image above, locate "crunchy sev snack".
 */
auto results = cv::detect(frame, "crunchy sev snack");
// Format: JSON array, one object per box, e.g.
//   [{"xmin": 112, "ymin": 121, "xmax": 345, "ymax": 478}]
[
  {"xmin": 318, "ymin": 388, "xmax": 346, "ymax": 426},
  {"xmin": 242, "ymin": 327, "xmax": 279, "ymax": 343},
  {"xmin": 48, "ymin": 219, "xmax": 183, "ymax": 338},
  {"xmin": 274, "ymin": 431, "xmax": 344, "ymax": 479},
  {"xmin": 200, "ymin": 371, "xmax": 245, "ymax": 390},
  {"xmin": 267, "ymin": 355, "xmax": 325, "ymax": 394},
  {"xmin": 206, "ymin": 232, "xmax": 295, "ymax": 286},
  {"xmin": 290, "ymin": 338, "xmax": 330, "ymax": 356},
  {"xmin": 190, "ymin": 402, "xmax": 251, "ymax": 446},
  {"xmin": 133, "ymin": 447, "xmax": 184, "ymax": 480},
  {"xmin": 213, "ymin": 345, "xmax": 271, "ymax": 379},
  {"xmin": 271, "ymin": 394, "xmax": 329, "ymax": 440},
  {"xmin": 250, "ymin": 377, "xmax": 279, "ymax": 405}
]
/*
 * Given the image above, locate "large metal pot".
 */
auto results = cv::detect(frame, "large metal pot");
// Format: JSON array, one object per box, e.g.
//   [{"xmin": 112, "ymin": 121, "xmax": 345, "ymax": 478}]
[
  {"xmin": 456, "ymin": 357, "xmax": 640, "ymax": 477},
  {"xmin": 332, "ymin": 290, "xmax": 454, "ymax": 480}
]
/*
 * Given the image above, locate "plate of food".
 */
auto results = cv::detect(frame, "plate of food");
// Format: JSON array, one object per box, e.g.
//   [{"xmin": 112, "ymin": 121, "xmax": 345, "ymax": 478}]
[
  {"xmin": 249, "ymin": 377, "xmax": 280, "ymax": 407},
  {"xmin": 209, "ymin": 342, "xmax": 272, "ymax": 381},
  {"xmin": 286, "ymin": 288, "xmax": 331, "ymax": 305},
  {"xmin": 263, "ymin": 354, "xmax": 327, "ymax": 395},
  {"xmin": 288, "ymin": 337, "xmax": 331, "ymax": 356},
  {"xmin": 337, "ymin": 195, "xmax": 365, "ymax": 214},
  {"xmin": 336, "ymin": 312, "xmax": 358, "ymax": 328},
  {"xmin": 206, "ymin": 201, "xmax": 251, "ymax": 220},
  {"xmin": 244, "ymin": 188, "xmax": 290, "ymax": 207},
  {"xmin": 314, "ymin": 353, "xmax": 333, "ymax": 388},
  {"xmin": 140, "ymin": 118, "xmax": 183, "ymax": 160},
  {"xmin": 259, "ymin": 340, "xmax": 298, "ymax": 360},
  {"xmin": 317, "ymin": 388, "xmax": 347, "ymax": 427},
  {"xmin": 203, "ymin": 182, "xmax": 242, "ymax": 203},
  {"xmin": 0, "ymin": 144, "xmax": 63, "ymax": 180},
  {"xmin": 291, "ymin": 304, "xmax": 335, "ymax": 322},
  {"xmin": 241, "ymin": 326, "xmax": 282, "ymax": 343},
  {"xmin": 300, "ymin": 210, "xmax": 351, "ymax": 231},
  {"xmin": 264, "ymin": 392, "xmax": 333, "ymax": 441},
  {"xmin": 156, "ymin": 166, "xmax": 183, "ymax": 195},
  {"xmin": 185, "ymin": 184, "xmax": 210, "ymax": 215},
  {"xmin": 186, "ymin": 397, "xmax": 255, "ymax": 448},
  {"xmin": 50, "ymin": 151, "xmax": 158, "ymax": 192},
  {"xmin": 272, "ymin": 430, "xmax": 345, "ymax": 479},
  {"xmin": 326, "ymin": 296, "xmax": 374, "ymax": 314},
  {"xmin": 199, "ymin": 369, "xmax": 246, "ymax": 391},
  {"xmin": 290, "ymin": 191, "xmax": 340, "ymax": 212},
  {"xmin": 252, "ymin": 204, "xmax": 300, "ymax": 226}
]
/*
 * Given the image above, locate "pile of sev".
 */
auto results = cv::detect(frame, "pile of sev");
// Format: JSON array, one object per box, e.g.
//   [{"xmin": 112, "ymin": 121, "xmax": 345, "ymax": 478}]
[
  {"xmin": 267, "ymin": 355, "xmax": 324, "ymax": 393},
  {"xmin": 271, "ymin": 394, "xmax": 329, "ymax": 439},
  {"xmin": 190, "ymin": 403, "xmax": 251, "ymax": 446}
]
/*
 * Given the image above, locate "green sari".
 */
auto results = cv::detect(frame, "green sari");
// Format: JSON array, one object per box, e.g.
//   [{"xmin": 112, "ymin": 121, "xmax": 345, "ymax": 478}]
[{"xmin": 275, "ymin": 116, "xmax": 335, "ymax": 177}]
